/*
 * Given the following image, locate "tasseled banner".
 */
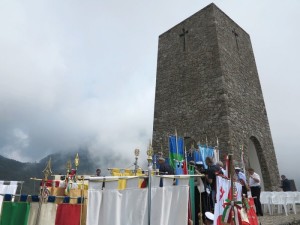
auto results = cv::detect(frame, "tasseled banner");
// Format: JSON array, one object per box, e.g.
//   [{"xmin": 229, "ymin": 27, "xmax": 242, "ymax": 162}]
[{"xmin": 222, "ymin": 199, "xmax": 242, "ymax": 225}]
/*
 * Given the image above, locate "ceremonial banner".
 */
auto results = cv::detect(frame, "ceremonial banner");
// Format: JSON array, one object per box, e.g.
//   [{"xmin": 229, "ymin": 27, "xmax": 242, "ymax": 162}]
[
  {"xmin": 87, "ymin": 188, "xmax": 147, "ymax": 225},
  {"xmin": 87, "ymin": 178, "xmax": 189, "ymax": 225},
  {"xmin": 245, "ymin": 198, "xmax": 258, "ymax": 225},
  {"xmin": 198, "ymin": 145, "xmax": 214, "ymax": 169},
  {"xmin": 169, "ymin": 135, "xmax": 184, "ymax": 169},
  {"xmin": 0, "ymin": 202, "xmax": 30, "ymax": 225},
  {"xmin": 0, "ymin": 181, "xmax": 18, "ymax": 217},
  {"xmin": 87, "ymin": 189, "xmax": 103, "ymax": 225},
  {"xmin": 214, "ymin": 176, "xmax": 242, "ymax": 225},
  {"xmin": 55, "ymin": 204, "xmax": 82, "ymax": 225},
  {"xmin": 151, "ymin": 185, "xmax": 189, "ymax": 225},
  {"xmin": 37, "ymin": 202, "xmax": 57, "ymax": 225},
  {"xmin": 27, "ymin": 202, "xmax": 39, "ymax": 225}
]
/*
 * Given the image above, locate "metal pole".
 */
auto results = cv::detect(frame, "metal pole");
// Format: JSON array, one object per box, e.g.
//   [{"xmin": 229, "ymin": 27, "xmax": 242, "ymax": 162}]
[
  {"xmin": 199, "ymin": 190, "xmax": 203, "ymax": 225},
  {"xmin": 147, "ymin": 144, "xmax": 153, "ymax": 225},
  {"xmin": 147, "ymin": 165, "xmax": 152, "ymax": 225}
]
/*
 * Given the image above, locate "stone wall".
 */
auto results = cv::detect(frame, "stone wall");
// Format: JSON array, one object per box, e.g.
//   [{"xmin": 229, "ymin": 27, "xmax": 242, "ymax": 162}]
[{"xmin": 152, "ymin": 3, "xmax": 280, "ymax": 190}]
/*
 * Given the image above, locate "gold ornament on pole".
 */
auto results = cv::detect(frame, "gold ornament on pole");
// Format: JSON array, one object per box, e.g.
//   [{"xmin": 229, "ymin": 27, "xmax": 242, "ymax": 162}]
[
  {"xmin": 134, "ymin": 148, "xmax": 140, "ymax": 175},
  {"xmin": 134, "ymin": 148, "xmax": 140, "ymax": 157},
  {"xmin": 42, "ymin": 157, "xmax": 53, "ymax": 181},
  {"xmin": 66, "ymin": 160, "xmax": 72, "ymax": 175},
  {"xmin": 147, "ymin": 141, "xmax": 153, "ymax": 165},
  {"xmin": 74, "ymin": 153, "xmax": 80, "ymax": 170}
]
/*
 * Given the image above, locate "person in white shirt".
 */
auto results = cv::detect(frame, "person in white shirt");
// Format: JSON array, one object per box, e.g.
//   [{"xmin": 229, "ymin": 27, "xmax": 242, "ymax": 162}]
[
  {"xmin": 248, "ymin": 168, "xmax": 263, "ymax": 216},
  {"xmin": 235, "ymin": 167, "xmax": 248, "ymax": 196}
]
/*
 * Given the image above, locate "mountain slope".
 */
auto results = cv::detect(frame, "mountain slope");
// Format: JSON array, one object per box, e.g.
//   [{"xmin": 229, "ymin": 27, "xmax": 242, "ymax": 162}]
[{"xmin": 0, "ymin": 149, "xmax": 132, "ymax": 194}]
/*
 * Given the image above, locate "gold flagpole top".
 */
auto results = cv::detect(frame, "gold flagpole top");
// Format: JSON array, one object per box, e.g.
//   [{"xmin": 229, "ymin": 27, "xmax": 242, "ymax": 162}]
[
  {"xmin": 147, "ymin": 141, "xmax": 153, "ymax": 164},
  {"xmin": 74, "ymin": 153, "xmax": 80, "ymax": 170},
  {"xmin": 66, "ymin": 160, "xmax": 72, "ymax": 174},
  {"xmin": 42, "ymin": 157, "xmax": 52, "ymax": 181}
]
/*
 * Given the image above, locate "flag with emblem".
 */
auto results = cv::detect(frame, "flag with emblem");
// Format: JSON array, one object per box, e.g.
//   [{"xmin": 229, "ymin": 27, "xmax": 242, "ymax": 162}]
[
  {"xmin": 169, "ymin": 135, "xmax": 184, "ymax": 171},
  {"xmin": 214, "ymin": 176, "xmax": 242, "ymax": 225}
]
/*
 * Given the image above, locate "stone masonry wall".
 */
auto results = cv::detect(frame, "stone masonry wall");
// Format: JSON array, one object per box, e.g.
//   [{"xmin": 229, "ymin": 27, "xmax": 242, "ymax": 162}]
[{"xmin": 152, "ymin": 3, "xmax": 280, "ymax": 190}]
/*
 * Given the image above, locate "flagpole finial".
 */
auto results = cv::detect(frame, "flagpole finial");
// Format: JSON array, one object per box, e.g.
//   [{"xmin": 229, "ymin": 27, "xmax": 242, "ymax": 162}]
[
  {"xmin": 74, "ymin": 153, "xmax": 80, "ymax": 170},
  {"xmin": 134, "ymin": 148, "xmax": 140, "ymax": 157},
  {"xmin": 66, "ymin": 160, "xmax": 72, "ymax": 174},
  {"xmin": 134, "ymin": 148, "xmax": 140, "ymax": 175},
  {"xmin": 42, "ymin": 157, "xmax": 52, "ymax": 181},
  {"xmin": 147, "ymin": 143, "xmax": 153, "ymax": 165}
]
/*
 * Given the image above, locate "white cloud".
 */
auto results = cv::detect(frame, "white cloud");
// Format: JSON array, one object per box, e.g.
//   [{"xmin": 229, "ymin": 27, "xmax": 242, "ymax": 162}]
[{"xmin": 0, "ymin": 0, "xmax": 299, "ymax": 189}]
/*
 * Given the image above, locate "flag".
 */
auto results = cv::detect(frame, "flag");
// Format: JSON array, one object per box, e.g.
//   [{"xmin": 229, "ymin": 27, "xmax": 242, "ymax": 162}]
[
  {"xmin": 0, "ymin": 202, "xmax": 30, "ymax": 225},
  {"xmin": 245, "ymin": 198, "xmax": 258, "ymax": 225},
  {"xmin": 214, "ymin": 176, "xmax": 242, "ymax": 225},
  {"xmin": 198, "ymin": 145, "xmax": 214, "ymax": 169},
  {"xmin": 214, "ymin": 177, "xmax": 230, "ymax": 225},
  {"xmin": 182, "ymin": 161, "xmax": 188, "ymax": 175},
  {"xmin": 55, "ymin": 204, "xmax": 82, "ymax": 225},
  {"xmin": 169, "ymin": 135, "xmax": 184, "ymax": 170}
]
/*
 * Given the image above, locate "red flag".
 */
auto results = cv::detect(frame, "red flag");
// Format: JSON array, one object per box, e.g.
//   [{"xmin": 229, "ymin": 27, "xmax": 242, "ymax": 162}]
[
  {"xmin": 246, "ymin": 198, "xmax": 259, "ymax": 225},
  {"xmin": 183, "ymin": 161, "xmax": 188, "ymax": 175},
  {"xmin": 140, "ymin": 178, "xmax": 148, "ymax": 188},
  {"xmin": 55, "ymin": 204, "xmax": 81, "ymax": 225},
  {"xmin": 40, "ymin": 180, "xmax": 60, "ymax": 187}
]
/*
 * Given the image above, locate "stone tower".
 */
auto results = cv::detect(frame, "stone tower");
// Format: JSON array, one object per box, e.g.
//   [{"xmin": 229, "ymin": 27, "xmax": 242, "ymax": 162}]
[{"xmin": 152, "ymin": 3, "xmax": 279, "ymax": 190}]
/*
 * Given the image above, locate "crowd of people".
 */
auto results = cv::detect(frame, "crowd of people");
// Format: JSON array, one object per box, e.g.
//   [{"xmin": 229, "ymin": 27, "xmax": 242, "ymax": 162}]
[{"xmin": 156, "ymin": 156, "xmax": 292, "ymax": 224}]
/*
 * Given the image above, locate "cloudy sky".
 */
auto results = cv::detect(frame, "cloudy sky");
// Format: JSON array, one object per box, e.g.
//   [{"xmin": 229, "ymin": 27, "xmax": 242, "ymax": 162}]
[{"xmin": 0, "ymin": 1, "xmax": 299, "ymax": 188}]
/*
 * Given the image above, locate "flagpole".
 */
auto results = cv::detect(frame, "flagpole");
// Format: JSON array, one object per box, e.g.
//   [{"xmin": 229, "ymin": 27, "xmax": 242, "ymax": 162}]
[
  {"xmin": 79, "ymin": 176, "xmax": 84, "ymax": 225},
  {"xmin": 147, "ymin": 143, "xmax": 153, "ymax": 225},
  {"xmin": 184, "ymin": 146, "xmax": 188, "ymax": 172},
  {"xmin": 216, "ymin": 136, "xmax": 219, "ymax": 162},
  {"xmin": 175, "ymin": 129, "xmax": 179, "ymax": 161},
  {"xmin": 228, "ymin": 153, "xmax": 236, "ymax": 225},
  {"xmin": 241, "ymin": 144, "xmax": 245, "ymax": 174},
  {"xmin": 35, "ymin": 158, "xmax": 52, "ymax": 225}
]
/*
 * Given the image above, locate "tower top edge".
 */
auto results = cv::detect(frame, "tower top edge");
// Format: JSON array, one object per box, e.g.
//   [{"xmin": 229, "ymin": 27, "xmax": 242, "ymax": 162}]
[{"xmin": 159, "ymin": 3, "xmax": 249, "ymax": 38}]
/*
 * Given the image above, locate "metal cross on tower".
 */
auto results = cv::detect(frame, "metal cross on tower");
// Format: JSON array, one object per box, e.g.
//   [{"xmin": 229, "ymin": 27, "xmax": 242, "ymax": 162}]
[
  {"xmin": 232, "ymin": 28, "xmax": 239, "ymax": 50},
  {"xmin": 179, "ymin": 28, "xmax": 189, "ymax": 51}
]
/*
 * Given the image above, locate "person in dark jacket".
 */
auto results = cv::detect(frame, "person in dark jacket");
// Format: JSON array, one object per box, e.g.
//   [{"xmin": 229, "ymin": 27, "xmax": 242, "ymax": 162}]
[
  {"xmin": 158, "ymin": 157, "xmax": 174, "ymax": 187},
  {"xmin": 280, "ymin": 175, "xmax": 291, "ymax": 191},
  {"xmin": 158, "ymin": 157, "xmax": 174, "ymax": 175}
]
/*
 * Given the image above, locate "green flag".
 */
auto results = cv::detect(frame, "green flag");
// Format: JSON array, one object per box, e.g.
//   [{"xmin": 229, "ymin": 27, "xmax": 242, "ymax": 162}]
[{"xmin": 0, "ymin": 202, "xmax": 30, "ymax": 225}]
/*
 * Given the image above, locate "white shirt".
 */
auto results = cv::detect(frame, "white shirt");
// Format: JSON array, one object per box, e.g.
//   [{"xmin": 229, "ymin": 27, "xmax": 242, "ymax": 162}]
[
  {"xmin": 249, "ymin": 172, "xmax": 261, "ymax": 187},
  {"xmin": 237, "ymin": 171, "xmax": 247, "ymax": 184}
]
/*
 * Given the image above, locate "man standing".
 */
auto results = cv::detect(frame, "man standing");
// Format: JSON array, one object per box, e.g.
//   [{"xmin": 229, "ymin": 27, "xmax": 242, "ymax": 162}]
[
  {"xmin": 248, "ymin": 168, "xmax": 263, "ymax": 216},
  {"xmin": 157, "ymin": 157, "xmax": 174, "ymax": 187},
  {"xmin": 280, "ymin": 175, "xmax": 291, "ymax": 192},
  {"xmin": 194, "ymin": 161, "xmax": 209, "ymax": 224},
  {"xmin": 235, "ymin": 167, "xmax": 248, "ymax": 197},
  {"xmin": 205, "ymin": 157, "xmax": 222, "ymax": 205},
  {"xmin": 157, "ymin": 157, "xmax": 174, "ymax": 175},
  {"xmin": 96, "ymin": 168, "xmax": 101, "ymax": 176}
]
